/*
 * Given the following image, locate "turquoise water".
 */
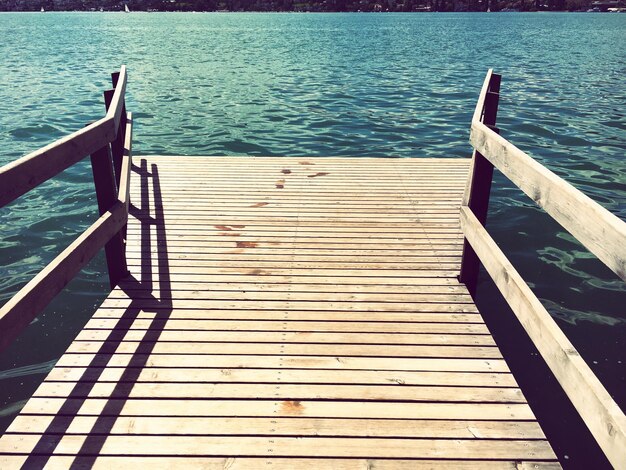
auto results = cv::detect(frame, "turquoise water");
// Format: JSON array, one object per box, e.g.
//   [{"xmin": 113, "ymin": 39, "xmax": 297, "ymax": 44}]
[{"xmin": 0, "ymin": 11, "xmax": 624, "ymax": 462}]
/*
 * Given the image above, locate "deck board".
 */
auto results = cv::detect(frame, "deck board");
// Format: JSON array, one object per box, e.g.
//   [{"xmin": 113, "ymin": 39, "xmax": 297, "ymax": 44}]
[{"xmin": 0, "ymin": 156, "xmax": 560, "ymax": 467}]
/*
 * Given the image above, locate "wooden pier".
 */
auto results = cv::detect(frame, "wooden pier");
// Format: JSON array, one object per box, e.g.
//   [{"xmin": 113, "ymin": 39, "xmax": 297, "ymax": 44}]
[{"xmin": 0, "ymin": 68, "xmax": 624, "ymax": 468}]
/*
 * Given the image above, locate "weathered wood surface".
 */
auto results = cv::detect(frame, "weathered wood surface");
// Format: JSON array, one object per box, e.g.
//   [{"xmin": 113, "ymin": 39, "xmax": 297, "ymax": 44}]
[{"xmin": 0, "ymin": 156, "xmax": 558, "ymax": 467}]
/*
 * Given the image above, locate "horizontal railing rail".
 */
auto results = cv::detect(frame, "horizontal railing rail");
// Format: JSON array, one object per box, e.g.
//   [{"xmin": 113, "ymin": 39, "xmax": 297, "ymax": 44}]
[
  {"xmin": 460, "ymin": 70, "xmax": 626, "ymax": 468},
  {"xmin": 0, "ymin": 66, "xmax": 132, "ymax": 354},
  {"xmin": 0, "ymin": 66, "xmax": 127, "ymax": 209}
]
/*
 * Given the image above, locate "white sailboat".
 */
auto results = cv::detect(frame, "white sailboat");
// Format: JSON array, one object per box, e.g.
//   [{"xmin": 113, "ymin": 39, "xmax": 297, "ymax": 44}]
[
  {"xmin": 124, "ymin": 3, "xmax": 130, "ymax": 12},
  {"xmin": 40, "ymin": 6, "xmax": 44, "ymax": 11}
]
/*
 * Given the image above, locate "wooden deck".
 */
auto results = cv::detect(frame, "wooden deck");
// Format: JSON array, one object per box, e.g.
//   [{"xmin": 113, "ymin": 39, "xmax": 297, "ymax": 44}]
[{"xmin": 0, "ymin": 156, "xmax": 560, "ymax": 468}]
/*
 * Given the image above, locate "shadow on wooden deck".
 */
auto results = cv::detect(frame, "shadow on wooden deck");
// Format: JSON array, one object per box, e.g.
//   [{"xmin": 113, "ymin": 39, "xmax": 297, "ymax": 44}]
[{"xmin": 23, "ymin": 160, "xmax": 172, "ymax": 468}]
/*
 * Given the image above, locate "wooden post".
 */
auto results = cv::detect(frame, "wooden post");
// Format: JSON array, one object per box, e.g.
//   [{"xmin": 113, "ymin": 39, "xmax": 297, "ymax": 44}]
[
  {"xmin": 459, "ymin": 73, "xmax": 501, "ymax": 297},
  {"xmin": 103, "ymin": 88, "xmax": 126, "ymax": 188},
  {"xmin": 89, "ymin": 140, "xmax": 128, "ymax": 289},
  {"xmin": 88, "ymin": 79, "xmax": 130, "ymax": 289}
]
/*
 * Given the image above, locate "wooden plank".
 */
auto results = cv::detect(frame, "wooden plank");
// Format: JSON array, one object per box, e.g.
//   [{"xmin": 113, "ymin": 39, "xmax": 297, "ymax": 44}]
[
  {"xmin": 133, "ymin": 158, "xmax": 470, "ymax": 163},
  {"xmin": 125, "ymin": 250, "xmax": 463, "ymax": 260},
  {"xmin": 131, "ymin": 195, "xmax": 466, "ymax": 203},
  {"xmin": 5, "ymin": 415, "xmax": 543, "ymax": 438},
  {"xmin": 130, "ymin": 208, "xmax": 463, "ymax": 216},
  {"xmin": 125, "ymin": 251, "xmax": 461, "ymax": 260},
  {"xmin": 130, "ymin": 216, "xmax": 462, "ymax": 224},
  {"xmin": 125, "ymin": 232, "xmax": 464, "ymax": 241},
  {"xmin": 0, "ymin": 434, "xmax": 556, "ymax": 459},
  {"xmin": 92, "ymin": 307, "xmax": 479, "ymax": 322},
  {"xmin": 125, "ymin": 260, "xmax": 462, "ymax": 271},
  {"xmin": 104, "ymin": 288, "xmax": 471, "ymax": 303},
  {"xmin": 131, "ymin": 184, "xmax": 466, "ymax": 190},
  {"xmin": 82, "ymin": 318, "xmax": 482, "ymax": 333},
  {"xmin": 100, "ymin": 298, "xmax": 479, "ymax": 313},
  {"xmin": 17, "ymin": 398, "xmax": 531, "ymax": 419},
  {"xmin": 74, "ymin": 330, "xmax": 492, "ymax": 345},
  {"xmin": 460, "ymin": 205, "xmax": 626, "ymax": 467},
  {"xmin": 91, "ymin": 309, "xmax": 480, "ymax": 323},
  {"xmin": 121, "ymin": 274, "xmax": 462, "ymax": 286},
  {"xmin": 126, "ymin": 267, "xmax": 463, "ymax": 280},
  {"xmin": 125, "ymin": 241, "xmax": 464, "ymax": 251},
  {"xmin": 115, "ymin": 280, "xmax": 468, "ymax": 293},
  {"xmin": 138, "ymin": 170, "xmax": 467, "ymax": 176},
  {"xmin": 32, "ymin": 382, "xmax": 526, "ymax": 403},
  {"xmin": 66, "ymin": 342, "xmax": 500, "ymax": 358},
  {"xmin": 128, "ymin": 220, "xmax": 462, "ymax": 228},
  {"xmin": 0, "ymin": 456, "xmax": 560, "ymax": 470},
  {"xmin": 125, "ymin": 226, "xmax": 463, "ymax": 235},
  {"xmin": 43, "ymin": 367, "xmax": 515, "ymax": 387},
  {"xmin": 144, "ymin": 181, "xmax": 464, "ymax": 188},
  {"xmin": 138, "ymin": 205, "xmax": 464, "ymax": 213},
  {"xmin": 55, "ymin": 354, "xmax": 508, "ymax": 372}
]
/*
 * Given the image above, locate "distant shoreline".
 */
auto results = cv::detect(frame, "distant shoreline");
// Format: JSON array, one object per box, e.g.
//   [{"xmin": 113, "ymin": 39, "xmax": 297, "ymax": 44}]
[{"xmin": 1, "ymin": 9, "xmax": 623, "ymax": 13}]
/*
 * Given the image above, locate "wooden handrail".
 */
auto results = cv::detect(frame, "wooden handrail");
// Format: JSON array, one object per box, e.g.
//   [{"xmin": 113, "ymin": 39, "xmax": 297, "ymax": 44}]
[
  {"xmin": 0, "ymin": 117, "xmax": 114, "ymax": 208},
  {"xmin": 472, "ymin": 68, "xmax": 494, "ymax": 124},
  {"xmin": 106, "ymin": 65, "xmax": 127, "ymax": 132},
  {"xmin": 460, "ymin": 71, "xmax": 626, "ymax": 467},
  {"xmin": 0, "ymin": 66, "xmax": 127, "ymax": 209},
  {"xmin": 0, "ymin": 201, "xmax": 128, "ymax": 352},
  {"xmin": 0, "ymin": 67, "xmax": 131, "ymax": 354},
  {"xmin": 470, "ymin": 120, "xmax": 626, "ymax": 281}
]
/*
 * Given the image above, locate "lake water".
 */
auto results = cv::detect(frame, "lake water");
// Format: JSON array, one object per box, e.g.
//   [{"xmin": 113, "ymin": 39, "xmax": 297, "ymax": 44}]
[{"xmin": 0, "ymin": 11, "xmax": 624, "ymax": 465}]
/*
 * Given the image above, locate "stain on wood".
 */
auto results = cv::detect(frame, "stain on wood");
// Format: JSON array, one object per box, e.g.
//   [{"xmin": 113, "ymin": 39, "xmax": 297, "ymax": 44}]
[
  {"xmin": 281, "ymin": 400, "xmax": 304, "ymax": 415},
  {"xmin": 281, "ymin": 169, "xmax": 292, "ymax": 174},
  {"xmin": 275, "ymin": 179, "xmax": 285, "ymax": 189},
  {"xmin": 307, "ymin": 172, "xmax": 329, "ymax": 178},
  {"xmin": 247, "ymin": 268, "xmax": 268, "ymax": 275},
  {"xmin": 236, "ymin": 241, "xmax": 257, "ymax": 249},
  {"xmin": 250, "ymin": 202, "xmax": 269, "ymax": 208},
  {"xmin": 215, "ymin": 224, "xmax": 246, "ymax": 231}
]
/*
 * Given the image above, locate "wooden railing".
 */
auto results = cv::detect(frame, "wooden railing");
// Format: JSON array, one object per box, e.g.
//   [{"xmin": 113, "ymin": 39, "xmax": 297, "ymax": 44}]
[
  {"xmin": 460, "ymin": 69, "xmax": 626, "ymax": 468},
  {"xmin": 0, "ymin": 66, "xmax": 132, "ymax": 353}
]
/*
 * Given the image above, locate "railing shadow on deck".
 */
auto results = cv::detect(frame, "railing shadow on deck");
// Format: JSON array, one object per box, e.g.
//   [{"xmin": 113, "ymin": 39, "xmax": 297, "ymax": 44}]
[{"xmin": 22, "ymin": 160, "xmax": 173, "ymax": 469}]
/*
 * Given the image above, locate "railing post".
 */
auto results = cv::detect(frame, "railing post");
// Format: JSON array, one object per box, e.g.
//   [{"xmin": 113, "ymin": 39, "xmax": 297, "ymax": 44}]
[
  {"xmin": 89, "ymin": 140, "xmax": 128, "ymax": 289},
  {"xmin": 459, "ymin": 73, "xmax": 501, "ymax": 297},
  {"xmin": 104, "ymin": 85, "xmax": 127, "ymax": 188},
  {"xmin": 88, "ymin": 79, "xmax": 130, "ymax": 289},
  {"xmin": 111, "ymin": 70, "xmax": 131, "ymax": 243}
]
